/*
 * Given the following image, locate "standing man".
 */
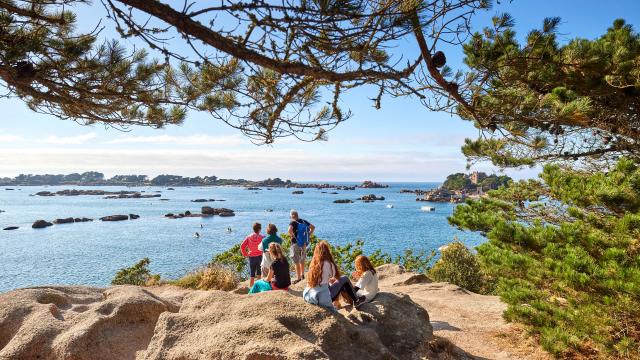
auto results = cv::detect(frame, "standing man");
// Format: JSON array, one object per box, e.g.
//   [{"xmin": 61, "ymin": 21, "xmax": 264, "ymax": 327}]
[{"xmin": 288, "ymin": 209, "xmax": 315, "ymax": 284}]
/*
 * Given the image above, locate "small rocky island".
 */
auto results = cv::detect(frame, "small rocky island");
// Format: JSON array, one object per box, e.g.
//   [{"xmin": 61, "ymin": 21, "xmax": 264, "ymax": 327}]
[{"xmin": 412, "ymin": 172, "xmax": 511, "ymax": 203}]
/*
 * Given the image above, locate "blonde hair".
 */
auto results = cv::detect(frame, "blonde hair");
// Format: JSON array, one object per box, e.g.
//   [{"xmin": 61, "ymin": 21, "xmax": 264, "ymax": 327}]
[
  {"xmin": 269, "ymin": 242, "xmax": 285, "ymax": 262},
  {"xmin": 307, "ymin": 241, "xmax": 340, "ymax": 287},
  {"xmin": 354, "ymin": 255, "xmax": 376, "ymax": 280}
]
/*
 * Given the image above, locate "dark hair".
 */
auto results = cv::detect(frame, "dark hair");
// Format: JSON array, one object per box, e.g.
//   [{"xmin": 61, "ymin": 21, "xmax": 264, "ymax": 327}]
[
  {"xmin": 267, "ymin": 223, "xmax": 277, "ymax": 235},
  {"xmin": 252, "ymin": 222, "xmax": 262, "ymax": 233}
]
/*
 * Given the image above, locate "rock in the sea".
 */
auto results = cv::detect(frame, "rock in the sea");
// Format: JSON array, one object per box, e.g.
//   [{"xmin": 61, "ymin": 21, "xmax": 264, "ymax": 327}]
[
  {"xmin": 2, "ymin": 226, "xmax": 18, "ymax": 231},
  {"xmin": 190, "ymin": 199, "xmax": 209, "ymax": 202},
  {"xmin": 201, "ymin": 207, "xmax": 235, "ymax": 216},
  {"xmin": 129, "ymin": 214, "xmax": 140, "ymax": 220},
  {"xmin": 292, "ymin": 190, "xmax": 304, "ymax": 195},
  {"xmin": 359, "ymin": 194, "xmax": 385, "ymax": 201},
  {"xmin": 99, "ymin": 215, "xmax": 129, "ymax": 222},
  {"xmin": 164, "ymin": 213, "xmax": 174, "ymax": 218},
  {"xmin": 333, "ymin": 199, "xmax": 354, "ymax": 204},
  {"xmin": 35, "ymin": 191, "xmax": 54, "ymax": 196},
  {"xmin": 358, "ymin": 180, "xmax": 389, "ymax": 189},
  {"xmin": 53, "ymin": 217, "xmax": 75, "ymax": 224},
  {"xmin": 32, "ymin": 220, "xmax": 53, "ymax": 229}
]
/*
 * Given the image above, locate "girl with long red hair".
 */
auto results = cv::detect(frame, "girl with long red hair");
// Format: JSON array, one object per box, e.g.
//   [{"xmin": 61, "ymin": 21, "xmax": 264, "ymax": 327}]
[{"xmin": 303, "ymin": 241, "xmax": 364, "ymax": 309}]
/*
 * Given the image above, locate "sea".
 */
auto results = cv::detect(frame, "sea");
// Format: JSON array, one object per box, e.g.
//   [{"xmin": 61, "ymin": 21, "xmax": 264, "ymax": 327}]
[{"xmin": 0, "ymin": 183, "xmax": 484, "ymax": 292}]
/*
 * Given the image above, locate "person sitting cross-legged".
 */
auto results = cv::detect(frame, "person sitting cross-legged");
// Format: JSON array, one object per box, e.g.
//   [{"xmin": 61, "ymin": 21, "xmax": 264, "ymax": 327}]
[{"xmin": 249, "ymin": 243, "xmax": 291, "ymax": 294}]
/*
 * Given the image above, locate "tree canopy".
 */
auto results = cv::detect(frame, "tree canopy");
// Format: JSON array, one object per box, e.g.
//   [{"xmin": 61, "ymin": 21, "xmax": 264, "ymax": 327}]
[
  {"xmin": 1, "ymin": 1, "xmax": 639, "ymax": 166},
  {"xmin": 460, "ymin": 17, "xmax": 640, "ymax": 167}
]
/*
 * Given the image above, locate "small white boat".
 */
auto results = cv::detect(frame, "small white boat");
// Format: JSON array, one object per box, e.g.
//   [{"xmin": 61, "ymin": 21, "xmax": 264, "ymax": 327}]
[
  {"xmin": 386, "ymin": 204, "xmax": 394, "ymax": 208},
  {"xmin": 420, "ymin": 206, "xmax": 435, "ymax": 212}
]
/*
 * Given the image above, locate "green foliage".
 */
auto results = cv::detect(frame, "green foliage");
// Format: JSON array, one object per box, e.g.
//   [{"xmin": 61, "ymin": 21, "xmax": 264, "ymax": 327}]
[
  {"xmin": 449, "ymin": 159, "xmax": 640, "ymax": 358},
  {"xmin": 429, "ymin": 242, "xmax": 492, "ymax": 293},
  {"xmin": 210, "ymin": 243, "xmax": 246, "ymax": 276},
  {"xmin": 394, "ymin": 248, "xmax": 436, "ymax": 274},
  {"xmin": 442, "ymin": 173, "xmax": 472, "ymax": 190},
  {"xmin": 111, "ymin": 258, "xmax": 159, "ymax": 286},
  {"xmin": 461, "ymin": 18, "xmax": 640, "ymax": 166}
]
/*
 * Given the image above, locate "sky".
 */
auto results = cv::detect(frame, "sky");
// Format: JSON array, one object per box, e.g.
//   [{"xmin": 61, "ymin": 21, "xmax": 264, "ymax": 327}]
[{"xmin": 1, "ymin": 0, "xmax": 639, "ymax": 182}]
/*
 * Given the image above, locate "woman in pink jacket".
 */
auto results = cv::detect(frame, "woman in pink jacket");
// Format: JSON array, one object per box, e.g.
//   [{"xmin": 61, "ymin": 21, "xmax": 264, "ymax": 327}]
[{"xmin": 240, "ymin": 222, "xmax": 265, "ymax": 286}]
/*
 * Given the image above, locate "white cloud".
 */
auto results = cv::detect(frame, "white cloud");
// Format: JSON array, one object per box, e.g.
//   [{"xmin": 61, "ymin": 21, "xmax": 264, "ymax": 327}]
[
  {"xmin": 44, "ymin": 132, "xmax": 97, "ymax": 145},
  {"xmin": 0, "ymin": 147, "xmax": 476, "ymax": 181},
  {"xmin": 0, "ymin": 134, "xmax": 23, "ymax": 142},
  {"xmin": 108, "ymin": 134, "xmax": 247, "ymax": 146}
]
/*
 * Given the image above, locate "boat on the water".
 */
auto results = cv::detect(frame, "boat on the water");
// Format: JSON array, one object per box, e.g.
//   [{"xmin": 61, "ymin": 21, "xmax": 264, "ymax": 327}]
[{"xmin": 420, "ymin": 206, "xmax": 435, "ymax": 212}]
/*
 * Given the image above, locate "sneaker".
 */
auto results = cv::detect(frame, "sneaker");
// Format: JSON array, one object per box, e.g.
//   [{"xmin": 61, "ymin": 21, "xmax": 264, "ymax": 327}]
[
  {"xmin": 292, "ymin": 278, "xmax": 302, "ymax": 284},
  {"xmin": 354, "ymin": 296, "xmax": 367, "ymax": 308}
]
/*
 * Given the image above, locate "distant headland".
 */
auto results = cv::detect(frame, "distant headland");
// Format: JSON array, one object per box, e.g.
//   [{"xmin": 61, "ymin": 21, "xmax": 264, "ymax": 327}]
[
  {"xmin": 0, "ymin": 172, "xmax": 387, "ymax": 189},
  {"xmin": 402, "ymin": 172, "xmax": 512, "ymax": 203}
]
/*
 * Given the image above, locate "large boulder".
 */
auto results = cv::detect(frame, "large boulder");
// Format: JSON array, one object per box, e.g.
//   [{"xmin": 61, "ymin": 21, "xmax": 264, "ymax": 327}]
[
  {"xmin": 0, "ymin": 286, "xmax": 432, "ymax": 360},
  {"xmin": 0, "ymin": 286, "xmax": 178, "ymax": 360},
  {"xmin": 32, "ymin": 220, "xmax": 53, "ymax": 229},
  {"xmin": 141, "ymin": 290, "xmax": 431, "ymax": 359}
]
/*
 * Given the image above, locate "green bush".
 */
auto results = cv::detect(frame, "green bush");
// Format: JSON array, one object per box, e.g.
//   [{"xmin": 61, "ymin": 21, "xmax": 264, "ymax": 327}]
[
  {"xmin": 111, "ymin": 258, "xmax": 160, "ymax": 286},
  {"xmin": 449, "ymin": 158, "xmax": 640, "ymax": 358},
  {"xmin": 429, "ymin": 242, "xmax": 491, "ymax": 293}
]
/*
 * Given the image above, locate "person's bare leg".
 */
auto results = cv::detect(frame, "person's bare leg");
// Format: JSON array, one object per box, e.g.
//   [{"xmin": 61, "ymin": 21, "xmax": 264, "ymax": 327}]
[
  {"xmin": 301, "ymin": 262, "xmax": 305, "ymax": 279},
  {"xmin": 250, "ymin": 277, "xmax": 255, "ymax": 287},
  {"xmin": 295, "ymin": 263, "xmax": 303, "ymax": 280}
]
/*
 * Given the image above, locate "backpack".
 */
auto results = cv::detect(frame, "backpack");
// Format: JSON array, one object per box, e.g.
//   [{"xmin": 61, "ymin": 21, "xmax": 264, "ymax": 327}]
[{"xmin": 296, "ymin": 220, "xmax": 310, "ymax": 247}]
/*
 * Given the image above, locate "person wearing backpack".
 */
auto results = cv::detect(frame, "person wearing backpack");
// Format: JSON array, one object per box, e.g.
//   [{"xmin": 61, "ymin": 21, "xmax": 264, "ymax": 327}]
[{"xmin": 288, "ymin": 209, "xmax": 315, "ymax": 284}]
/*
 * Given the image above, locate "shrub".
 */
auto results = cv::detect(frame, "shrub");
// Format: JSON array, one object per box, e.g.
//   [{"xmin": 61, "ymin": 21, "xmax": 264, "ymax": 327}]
[
  {"xmin": 111, "ymin": 258, "xmax": 159, "ymax": 286},
  {"xmin": 429, "ymin": 242, "xmax": 489, "ymax": 293},
  {"xmin": 172, "ymin": 264, "xmax": 240, "ymax": 291},
  {"xmin": 210, "ymin": 243, "xmax": 246, "ymax": 275},
  {"xmin": 449, "ymin": 159, "xmax": 640, "ymax": 357}
]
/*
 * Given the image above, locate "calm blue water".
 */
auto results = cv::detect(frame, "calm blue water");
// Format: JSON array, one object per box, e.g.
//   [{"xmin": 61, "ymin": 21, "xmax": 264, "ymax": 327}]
[{"xmin": 0, "ymin": 183, "xmax": 482, "ymax": 291}]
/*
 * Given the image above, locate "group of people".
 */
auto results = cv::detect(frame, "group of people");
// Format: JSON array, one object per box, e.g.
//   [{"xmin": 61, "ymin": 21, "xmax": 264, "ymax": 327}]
[{"xmin": 239, "ymin": 210, "xmax": 379, "ymax": 309}]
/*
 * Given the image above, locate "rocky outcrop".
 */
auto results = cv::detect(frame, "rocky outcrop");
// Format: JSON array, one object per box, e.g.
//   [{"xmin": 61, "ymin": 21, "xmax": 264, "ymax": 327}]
[
  {"xmin": 53, "ymin": 217, "xmax": 75, "ymax": 224},
  {"xmin": 333, "ymin": 199, "xmax": 354, "ymax": 203},
  {"xmin": 129, "ymin": 214, "xmax": 140, "ymax": 220},
  {"xmin": 201, "ymin": 207, "xmax": 235, "ymax": 217},
  {"xmin": 359, "ymin": 181, "xmax": 389, "ymax": 188},
  {"xmin": 32, "ymin": 220, "xmax": 53, "ymax": 229},
  {"xmin": 104, "ymin": 194, "xmax": 161, "ymax": 199},
  {"xmin": 0, "ymin": 284, "xmax": 431, "ymax": 360},
  {"xmin": 0, "ymin": 286, "xmax": 179, "ymax": 360},
  {"xmin": 292, "ymin": 190, "xmax": 304, "ymax": 194},
  {"xmin": 359, "ymin": 194, "xmax": 385, "ymax": 202},
  {"xmin": 2, "ymin": 226, "xmax": 18, "ymax": 231},
  {"xmin": 99, "ymin": 215, "xmax": 130, "ymax": 222}
]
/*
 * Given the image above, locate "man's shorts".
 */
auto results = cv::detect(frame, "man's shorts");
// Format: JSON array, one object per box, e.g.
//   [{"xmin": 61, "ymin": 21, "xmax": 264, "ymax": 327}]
[{"xmin": 290, "ymin": 243, "xmax": 307, "ymax": 264}]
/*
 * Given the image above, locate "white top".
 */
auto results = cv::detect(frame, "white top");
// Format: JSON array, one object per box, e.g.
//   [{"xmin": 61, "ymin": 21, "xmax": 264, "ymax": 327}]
[
  {"xmin": 321, "ymin": 261, "xmax": 336, "ymax": 285},
  {"xmin": 355, "ymin": 270, "xmax": 379, "ymax": 302}
]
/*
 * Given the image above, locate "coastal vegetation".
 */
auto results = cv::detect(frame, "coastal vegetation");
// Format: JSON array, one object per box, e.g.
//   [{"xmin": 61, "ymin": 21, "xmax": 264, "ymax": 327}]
[
  {"xmin": 450, "ymin": 159, "xmax": 640, "ymax": 358},
  {"xmin": 442, "ymin": 172, "xmax": 511, "ymax": 192}
]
